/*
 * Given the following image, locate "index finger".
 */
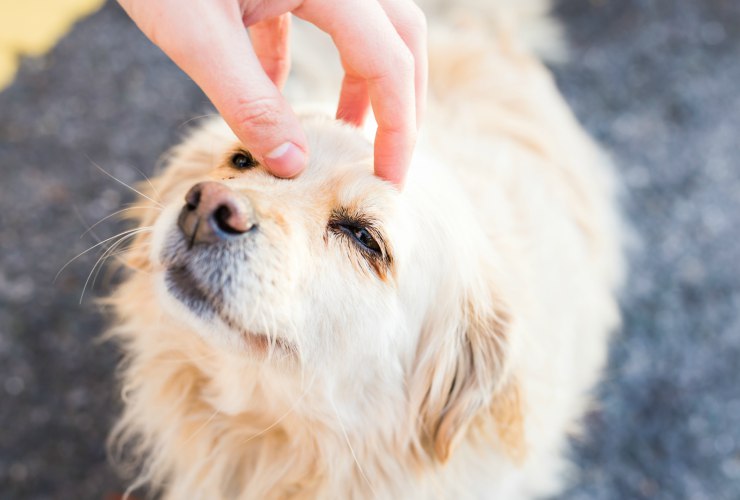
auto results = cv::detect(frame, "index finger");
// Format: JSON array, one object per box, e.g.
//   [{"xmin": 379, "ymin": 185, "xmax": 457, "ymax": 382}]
[{"xmin": 295, "ymin": 0, "xmax": 417, "ymax": 186}]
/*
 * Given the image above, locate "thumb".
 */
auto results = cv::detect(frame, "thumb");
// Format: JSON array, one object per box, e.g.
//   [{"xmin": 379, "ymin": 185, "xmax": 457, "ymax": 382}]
[
  {"xmin": 132, "ymin": 2, "xmax": 308, "ymax": 177},
  {"xmin": 205, "ymin": 63, "xmax": 308, "ymax": 178}
]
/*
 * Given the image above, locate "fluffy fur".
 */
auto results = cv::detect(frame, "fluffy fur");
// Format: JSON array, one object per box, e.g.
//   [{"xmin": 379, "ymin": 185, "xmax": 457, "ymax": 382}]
[{"xmin": 107, "ymin": 1, "xmax": 623, "ymax": 498}]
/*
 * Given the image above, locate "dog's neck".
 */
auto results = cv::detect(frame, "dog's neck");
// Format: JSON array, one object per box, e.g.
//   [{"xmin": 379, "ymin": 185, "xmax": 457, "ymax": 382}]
[{"xmin": 111, "ymin": 283, "xmax": 428, "ymax": 498}]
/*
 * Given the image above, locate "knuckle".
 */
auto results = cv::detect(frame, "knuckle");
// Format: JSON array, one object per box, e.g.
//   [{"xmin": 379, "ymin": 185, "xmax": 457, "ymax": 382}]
[
  {"xmin": 233, "ymin": 96, "xmax": 283, "ymax": 130},
  {"xmin": 387, "ymin": 118, "xmax": 416, "ymax": 136}
]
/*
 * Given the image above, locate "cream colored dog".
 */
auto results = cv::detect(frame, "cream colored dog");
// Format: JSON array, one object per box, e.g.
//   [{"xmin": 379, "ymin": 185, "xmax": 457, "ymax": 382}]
[{"xmin": 107, "ymin": 1, "xmax": 623, "ymax": 498}]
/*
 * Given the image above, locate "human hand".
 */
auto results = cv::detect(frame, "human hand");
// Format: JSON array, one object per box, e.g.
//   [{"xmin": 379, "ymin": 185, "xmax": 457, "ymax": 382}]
[{"xmin": 117, "ymin": 0, "xmax": 427, "ymax": 187}]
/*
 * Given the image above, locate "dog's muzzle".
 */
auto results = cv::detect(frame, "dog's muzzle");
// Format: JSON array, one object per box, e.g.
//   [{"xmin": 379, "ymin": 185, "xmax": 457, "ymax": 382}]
[{"xmin": 177, "ymin": 181, "xmax": 257, "ymax": 246}]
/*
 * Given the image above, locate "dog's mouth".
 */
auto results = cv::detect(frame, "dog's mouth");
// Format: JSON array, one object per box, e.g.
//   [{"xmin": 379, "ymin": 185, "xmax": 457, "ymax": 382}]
[
  {"xmin": 165, "ymin": 264, "xmax": 215, "ymax": 316},
  {"xmin": 164, "ymin": 264, "xmax": 294, "ymax": 355}
]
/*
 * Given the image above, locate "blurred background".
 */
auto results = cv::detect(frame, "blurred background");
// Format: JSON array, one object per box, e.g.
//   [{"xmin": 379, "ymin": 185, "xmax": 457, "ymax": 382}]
[{"xmin": 1, "ymin": 0, "xmax": 739, "ymax": 498}]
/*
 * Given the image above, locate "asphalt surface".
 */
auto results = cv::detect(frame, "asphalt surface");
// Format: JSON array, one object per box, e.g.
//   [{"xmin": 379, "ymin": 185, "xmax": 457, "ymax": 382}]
[{"xmin": 1, "ymin": 1, "xmax": 739, "ymax": 498}]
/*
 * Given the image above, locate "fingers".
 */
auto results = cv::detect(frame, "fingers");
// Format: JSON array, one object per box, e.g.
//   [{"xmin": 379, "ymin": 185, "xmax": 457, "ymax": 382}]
[
  {"xmin": 378, "ymin": 0, "xmax": 428, "ymax": 128},
  {"xmin": 118, "ymin": 0, "xmax": 307, "ymax": 178},
  {"xmin": 298, "ymin": 0, "xmax": 426, "ymax": 187},
  {"xmin": 337, "ymin": 0, "xmax": 427, "ymax": 132},
  {"xmin": 117, "ymin": 0, "xmax": 428, "ymax": 186},
  {"xmin": 336, "ymin": 74, "xmax": 370, "ymax": 126},
  {"xmin": 250, "ymin": 13, "xmax": 292, "ymax": 90}
]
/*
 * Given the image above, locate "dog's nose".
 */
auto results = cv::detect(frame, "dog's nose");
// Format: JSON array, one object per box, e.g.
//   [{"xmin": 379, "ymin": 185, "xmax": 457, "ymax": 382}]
[{"xmin": 178, "ymin": 182, "xmax": 256, "ymax": 245}]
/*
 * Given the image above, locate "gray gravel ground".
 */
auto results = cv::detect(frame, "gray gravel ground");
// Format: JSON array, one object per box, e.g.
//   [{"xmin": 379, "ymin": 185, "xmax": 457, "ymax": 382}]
[{"xmin": 1, "ymin": 0, "xmax": 739, "ymax": 498}]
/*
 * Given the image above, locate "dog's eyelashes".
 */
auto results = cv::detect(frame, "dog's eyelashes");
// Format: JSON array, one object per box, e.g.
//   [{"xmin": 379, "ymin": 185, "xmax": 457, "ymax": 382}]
[
  {"xmin": 231, "ymin": 152, "xmax": 258, "ymax": 170},
  {"xmin": 336, "ymin": 223, "xmax": 381, "ymax": 254}
]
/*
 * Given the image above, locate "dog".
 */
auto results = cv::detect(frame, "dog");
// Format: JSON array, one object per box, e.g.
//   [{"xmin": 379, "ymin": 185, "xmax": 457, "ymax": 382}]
[{"xmin": 106, "ymin": 0, "xmax": 623, "ymax": 498}]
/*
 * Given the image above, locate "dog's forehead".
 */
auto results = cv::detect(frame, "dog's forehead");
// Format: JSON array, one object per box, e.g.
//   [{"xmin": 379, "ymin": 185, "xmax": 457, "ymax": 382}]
[
  {"xmin": 300, "ymin": 114, "xmax": 374, "ymax": 177},
  {"xmin": 171, "ymin": 115, "xmax": 402, "ymax": 218},
  {"xmin": 204, "ymin": 114, "xmax": 377, "ymax": 184},
  {"xmin": 252, "ymin": 116, "xmax": 396, "ymax": 205}
]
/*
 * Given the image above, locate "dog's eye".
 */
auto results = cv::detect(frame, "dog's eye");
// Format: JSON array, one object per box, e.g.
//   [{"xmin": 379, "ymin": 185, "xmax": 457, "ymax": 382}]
[
  {"xmin": 231, "ymin": 152, "xmax": 257, "ymax": 170},
  {"xmin": 350, "ymin": 226, "xmax": 381, "ymax": 253},
  {"xmin": 337, "ymin": 223, "xmax": 381, "ymax": 254}
]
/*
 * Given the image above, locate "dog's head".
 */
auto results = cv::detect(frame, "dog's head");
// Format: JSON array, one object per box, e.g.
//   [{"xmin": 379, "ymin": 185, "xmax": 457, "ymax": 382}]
[{"xmin": 121, "ymin": 115, "xmax": 522, "ymax": 464}]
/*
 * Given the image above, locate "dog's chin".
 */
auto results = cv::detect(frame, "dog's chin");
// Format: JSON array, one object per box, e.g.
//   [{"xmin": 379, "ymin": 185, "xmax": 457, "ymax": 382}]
[{"xmin": 157, "ymin": 266, "xmax": 294, "ymax": 358}]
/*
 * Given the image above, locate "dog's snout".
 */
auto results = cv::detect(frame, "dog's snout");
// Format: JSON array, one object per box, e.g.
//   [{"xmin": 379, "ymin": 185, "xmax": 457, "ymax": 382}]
[{"xmin": 178, "ymin": 182, "xmax": 256, "ymax": 245}]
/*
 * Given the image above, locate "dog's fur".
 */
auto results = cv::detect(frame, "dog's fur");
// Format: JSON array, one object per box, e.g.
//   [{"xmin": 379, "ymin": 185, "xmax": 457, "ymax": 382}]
[{"xmin": 107, "ymin": 1, "xmax": 623, "ymax": 498}]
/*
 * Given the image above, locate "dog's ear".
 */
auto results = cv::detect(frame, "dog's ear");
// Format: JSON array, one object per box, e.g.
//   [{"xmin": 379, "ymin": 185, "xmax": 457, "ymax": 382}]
[{"xmin": 412, "ymin": 266, "xmax": 525, "ymax": 464}]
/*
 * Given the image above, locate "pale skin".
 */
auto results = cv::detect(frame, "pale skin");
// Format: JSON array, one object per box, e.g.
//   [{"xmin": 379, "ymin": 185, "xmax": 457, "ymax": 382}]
[{"xmin": 117, "ymin": 0, "xmax": 428, "ymax": 187}]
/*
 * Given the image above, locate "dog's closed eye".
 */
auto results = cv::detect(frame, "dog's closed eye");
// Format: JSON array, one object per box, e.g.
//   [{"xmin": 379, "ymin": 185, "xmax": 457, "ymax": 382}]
[
  {"xmin": 328, "ymin": 210, "xmax": 393, "ymax": 279},
  {"xmin": 334, "ymin": 223, "xmax": 381, "ymax": 254}
]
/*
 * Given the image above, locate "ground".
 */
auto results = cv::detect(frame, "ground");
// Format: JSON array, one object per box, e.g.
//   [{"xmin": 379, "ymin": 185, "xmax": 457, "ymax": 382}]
[{"xmin": 0, "ymin": 0, "xmax": 739, "ymax": 498}]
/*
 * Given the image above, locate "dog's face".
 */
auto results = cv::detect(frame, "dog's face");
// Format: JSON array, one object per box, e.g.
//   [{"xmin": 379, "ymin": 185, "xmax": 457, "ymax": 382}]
[
  {"xmin": 147, "ymin": 118, "xmax": 417, "ymax": 369},
  {"xmin": 126, "ymin": 115, "xmax": 518, "ymax": 461}
]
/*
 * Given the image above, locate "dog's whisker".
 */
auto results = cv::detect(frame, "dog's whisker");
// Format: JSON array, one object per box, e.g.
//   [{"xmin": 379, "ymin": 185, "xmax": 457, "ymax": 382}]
[
  {"xmin": 87, "ymin": 157, "xmax": 164, "ymax": 208},
  {"xmin": 120, "ymin": 201, "xmax": 162, "ymax": 210},
  {"xmin": 178, "ymin": 112, "xmax": 220, "ymax": 130},
  {"xmin": 89, "ymin": 234, "xmax": 153, "ymax": 292},
  {"xmin": 55, "ymin": 227, "xmax": 150, "ymax": 282},
  {"xmin": 96, "ymin": 250, "xmax": 153, "ymax": 280},
  {"xmin": 126, "ymin": 163, "xmax": 163, "ymax": 203},
  {"xmin": 91, "ymin": 246, "xmax": 146, "ymax": 275},
  {"xmin": 72, "ymin": 204, "xmax": 133, "ymax": 283},
  {"xmin": 80, "ymin": 228, "xmax": 153, "ymax": 303},
  {"xmin": 81, "ymin": 205, "xmax": 161, "ymax": 239},
  {"xmin": 82, "ymin": 233, "xmax": 143, "ymax": 302}
]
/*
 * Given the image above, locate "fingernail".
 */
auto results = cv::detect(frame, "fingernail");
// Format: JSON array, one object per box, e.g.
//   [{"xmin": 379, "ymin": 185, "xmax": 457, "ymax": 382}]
[{"xmin": 264, "ymin": 142, "xmax": 306, "ymax": 178}]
